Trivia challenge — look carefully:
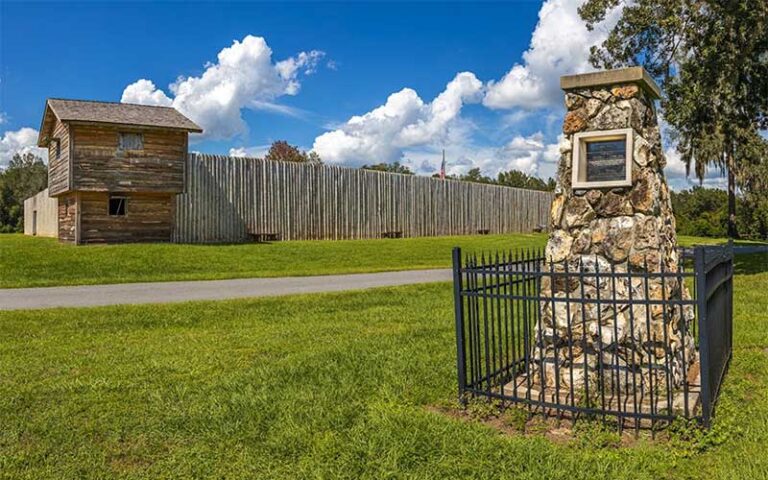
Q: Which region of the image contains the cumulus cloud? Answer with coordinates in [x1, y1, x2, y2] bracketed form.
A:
[663, 147, 728, 191]
[472, 132, 561, 178]
[0, 127, 47, 169]
[275, 50, 326, 85]
[312, 72, 483, 166]
[121, 79, 173, 107]
[229, 144, 271, 158]
[312, 0, 621, 178]
[387, 131, 561, 182]
[483, 0, 622, 110]
[497, 132, 560, 174]
[121, 35, 325, 139]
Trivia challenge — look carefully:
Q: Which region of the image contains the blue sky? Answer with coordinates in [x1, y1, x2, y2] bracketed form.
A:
[0, 0, 724, 189]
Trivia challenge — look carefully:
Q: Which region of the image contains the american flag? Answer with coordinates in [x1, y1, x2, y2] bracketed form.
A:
[440, 149, 446, 179]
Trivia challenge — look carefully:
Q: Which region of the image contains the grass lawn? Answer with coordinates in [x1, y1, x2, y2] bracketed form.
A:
[0, 233, 756, 288]
[0, 233, 545, 288]
[1, 254, 767, 479]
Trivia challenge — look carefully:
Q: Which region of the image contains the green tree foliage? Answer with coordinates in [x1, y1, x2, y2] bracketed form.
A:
[737, 138, 768, 239]
[671, 184, 768, 240]
[460, 167, 495, 184]
[497, 169, 557, 191]
[670, 187, 728, 238]
[580, 0, 768, 238]
[263, 140, 322, 164]
[360, 162, 413, 175]
[434, 166, 555, 191]
[0, 153, 48, 233]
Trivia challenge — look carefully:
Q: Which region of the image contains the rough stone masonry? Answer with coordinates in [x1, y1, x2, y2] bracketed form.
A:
[532, 68, 696, 402]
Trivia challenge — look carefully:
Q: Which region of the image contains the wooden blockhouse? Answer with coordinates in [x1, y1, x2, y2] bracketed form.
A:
[36, 99, 202, 243]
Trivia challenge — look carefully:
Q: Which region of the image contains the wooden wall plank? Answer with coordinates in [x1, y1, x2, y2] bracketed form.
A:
[79, 192, 173, 244]
[47, 119, 71, 196]
[173, 153, 553, 243]
[70, 124, 187, 194]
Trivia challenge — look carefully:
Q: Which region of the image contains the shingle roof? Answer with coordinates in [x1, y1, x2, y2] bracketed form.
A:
[46, 98, 203, 133]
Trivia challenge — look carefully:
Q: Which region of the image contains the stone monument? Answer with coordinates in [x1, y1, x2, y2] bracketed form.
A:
[530, 67, 696, 408]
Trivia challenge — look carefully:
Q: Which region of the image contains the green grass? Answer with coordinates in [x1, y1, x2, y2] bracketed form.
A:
[0, 233, 545, 288]
[1, 254, 768, 479]
[1, 233, 758, 289]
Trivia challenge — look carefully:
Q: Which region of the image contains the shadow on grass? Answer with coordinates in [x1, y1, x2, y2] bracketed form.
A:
[734, 252, 768, 275]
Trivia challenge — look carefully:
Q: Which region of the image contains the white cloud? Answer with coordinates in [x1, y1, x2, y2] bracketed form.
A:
[121, 35, 324, 140]
[249, 100, 308, 118]
[275, 50, 326, 84]
[0, 112, 7, 125]
[309, 0, 619, 178]
[228, 144, 271, 158]
[483, 0, 622, 110]
[500, 110, 533, 128]
[478, 132, 561, 178]
[0, 127, 47, 168]
[496, 132, 551, 174]
[387, 132, 561, 181]
[121, 79, 173, 107]
[663, 147, 728, 191]
[312, 72, 484, 166]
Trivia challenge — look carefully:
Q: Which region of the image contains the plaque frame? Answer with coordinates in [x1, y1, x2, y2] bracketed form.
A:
[571, 128, 633, 189]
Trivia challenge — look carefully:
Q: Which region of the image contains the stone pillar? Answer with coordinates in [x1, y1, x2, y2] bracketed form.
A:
[533, 67, 696, 402]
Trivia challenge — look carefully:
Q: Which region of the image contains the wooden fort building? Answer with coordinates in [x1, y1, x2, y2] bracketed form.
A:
[25, 98, 553, 245]
[36, 99, 202, 244]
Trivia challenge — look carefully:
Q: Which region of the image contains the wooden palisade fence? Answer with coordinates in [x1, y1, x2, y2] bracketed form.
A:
[172, 153, 553, 243]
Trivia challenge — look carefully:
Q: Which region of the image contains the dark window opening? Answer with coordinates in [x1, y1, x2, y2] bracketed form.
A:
[118, 132, 144, 150]
[109, 196, 127, 216]
[54, 139, 61, 159]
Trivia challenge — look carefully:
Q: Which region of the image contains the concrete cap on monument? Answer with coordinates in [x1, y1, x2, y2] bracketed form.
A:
[560, 66, 662, 99]
[558, 67, 664, 191]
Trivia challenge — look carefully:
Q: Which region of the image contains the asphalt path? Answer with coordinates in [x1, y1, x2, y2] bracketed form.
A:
[2, 245, 765, 311]
[0, 269, 453, 311]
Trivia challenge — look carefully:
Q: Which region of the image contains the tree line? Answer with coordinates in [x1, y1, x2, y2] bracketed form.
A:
[3, 140, 765, 239]
[0, 142, 555, 233]
[0, 153, 48, 233]
[238, 3, 768, 239]
[262, 140, 557, 191]
[671, 186, 768, 240]
[359, 163, 556, 192]
[580, 0, 768, 238]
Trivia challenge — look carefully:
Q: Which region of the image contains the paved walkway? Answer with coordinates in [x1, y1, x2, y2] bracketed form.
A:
[0, 269, 452, 311]
[3, 245, 765, 312]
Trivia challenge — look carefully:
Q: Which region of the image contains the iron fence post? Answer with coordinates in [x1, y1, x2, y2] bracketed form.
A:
[695, 246, 712, 428]
[452, 247, 467, 403]
[448, 244, 730, 429]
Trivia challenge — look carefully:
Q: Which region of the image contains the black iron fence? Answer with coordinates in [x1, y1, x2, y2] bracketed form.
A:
[452, 244, 733, 431]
